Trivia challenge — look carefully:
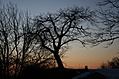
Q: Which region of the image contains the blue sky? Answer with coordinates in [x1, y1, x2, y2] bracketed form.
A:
[1, 0, 119, 69]
[2, 0, 98, 15]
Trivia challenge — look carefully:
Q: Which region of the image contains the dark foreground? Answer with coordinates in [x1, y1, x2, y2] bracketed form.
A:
[21, 68, 87, 79]
[0, 68, 88, 79]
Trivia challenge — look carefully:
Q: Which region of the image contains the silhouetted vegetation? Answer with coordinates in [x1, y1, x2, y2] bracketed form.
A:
[0, 0, 119, 79]
[0, 2, 95, 78]
[91, 0, 119, 47]
[32, 6, 96, 68]
[100, 57, 119, 69]
[0, 2, 56, 79]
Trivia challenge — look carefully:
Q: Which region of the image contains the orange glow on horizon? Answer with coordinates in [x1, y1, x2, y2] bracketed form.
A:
[63, 41, 118, 69]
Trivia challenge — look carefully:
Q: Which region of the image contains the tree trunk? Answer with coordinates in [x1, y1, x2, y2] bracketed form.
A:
[53, 52, 64, 69]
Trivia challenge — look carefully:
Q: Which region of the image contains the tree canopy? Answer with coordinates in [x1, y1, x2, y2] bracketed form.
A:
[92, 0, 119, 47]
[33, 6, 96, 68]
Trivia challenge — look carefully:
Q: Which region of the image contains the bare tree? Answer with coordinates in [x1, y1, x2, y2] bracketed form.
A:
[33, 6, 96, 68]
[108, 57, 119, 69]
[92, 0, 119, 46]
[100, 57, 119, 69]
[0, 2, 56, 78]
[0, 3, 17, 77]
[0, 2, 30, 78]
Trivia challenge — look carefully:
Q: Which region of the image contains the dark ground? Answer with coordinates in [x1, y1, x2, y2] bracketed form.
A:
[0, 68, 88, 79]
[82, 72, 106, 79]
[21, 68, 88, 79]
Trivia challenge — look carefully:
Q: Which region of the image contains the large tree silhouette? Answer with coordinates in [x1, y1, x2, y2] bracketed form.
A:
[33, 6, 95, 68]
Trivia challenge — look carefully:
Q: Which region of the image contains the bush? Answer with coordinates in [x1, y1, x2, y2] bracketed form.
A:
[100, 57, 119, 69]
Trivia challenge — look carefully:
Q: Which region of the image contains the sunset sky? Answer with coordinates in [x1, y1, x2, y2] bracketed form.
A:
[2, 0, 119, 69]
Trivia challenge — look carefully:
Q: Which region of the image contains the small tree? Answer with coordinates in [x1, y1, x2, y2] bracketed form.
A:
[100, 57, 119, 69]
[108, 57, 119, 69]
[33, 6, 96, 68]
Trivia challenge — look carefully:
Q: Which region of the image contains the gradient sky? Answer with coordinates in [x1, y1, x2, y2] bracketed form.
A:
[2, 0, 119, 69]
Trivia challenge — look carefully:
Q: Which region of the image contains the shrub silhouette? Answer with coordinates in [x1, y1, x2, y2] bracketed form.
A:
[100, 57, 119, 69]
